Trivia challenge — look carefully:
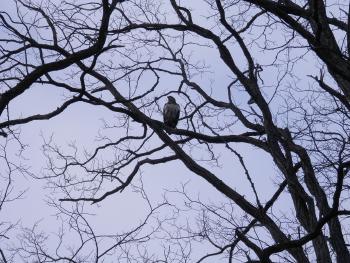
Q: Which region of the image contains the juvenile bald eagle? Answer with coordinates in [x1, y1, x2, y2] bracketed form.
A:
[163, 96, 180, 128]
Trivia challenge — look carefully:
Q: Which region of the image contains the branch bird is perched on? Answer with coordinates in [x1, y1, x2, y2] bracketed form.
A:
[163, 96, 180, 128]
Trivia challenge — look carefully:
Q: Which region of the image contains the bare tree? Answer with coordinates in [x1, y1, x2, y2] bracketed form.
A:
[1, 0, 350, 262]
[0, 132, 28, 263]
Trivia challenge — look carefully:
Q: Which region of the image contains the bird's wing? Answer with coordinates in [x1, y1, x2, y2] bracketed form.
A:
[170, 104, 180, 127]
[174, 104, 180, 120]
[163, 103, 170, 121]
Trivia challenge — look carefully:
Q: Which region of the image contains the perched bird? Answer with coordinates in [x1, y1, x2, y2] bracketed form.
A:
[163, 96, 180, 128]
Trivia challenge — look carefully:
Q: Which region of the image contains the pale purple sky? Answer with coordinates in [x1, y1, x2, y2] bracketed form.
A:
[0, 0, 323, 261]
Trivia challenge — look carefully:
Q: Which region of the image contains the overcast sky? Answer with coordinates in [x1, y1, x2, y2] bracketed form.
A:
[0, 0, 325, 262]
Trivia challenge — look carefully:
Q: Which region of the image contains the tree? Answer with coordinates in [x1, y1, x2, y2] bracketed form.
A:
[0, 0, 350, 262]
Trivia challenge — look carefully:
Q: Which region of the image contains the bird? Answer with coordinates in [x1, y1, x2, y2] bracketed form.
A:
[163, 96, 180, 128]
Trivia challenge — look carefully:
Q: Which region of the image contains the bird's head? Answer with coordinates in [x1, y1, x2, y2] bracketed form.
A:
[167, 96, 176, 104]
